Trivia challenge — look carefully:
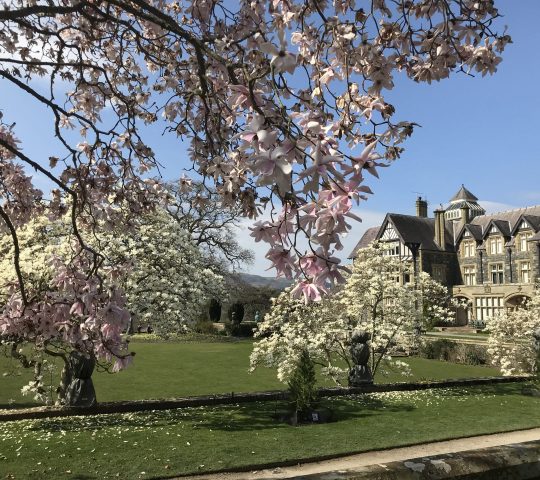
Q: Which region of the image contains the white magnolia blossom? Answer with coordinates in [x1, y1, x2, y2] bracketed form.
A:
[251, 243, 454, 384]
[103, 211, 226, 335]
[487, 292, 540, 376]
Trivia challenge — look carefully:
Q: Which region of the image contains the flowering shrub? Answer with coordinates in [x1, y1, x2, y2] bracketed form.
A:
[251, 243, 453, 384]
[418, 272, 458, 329]
[487, 292, 540, 376]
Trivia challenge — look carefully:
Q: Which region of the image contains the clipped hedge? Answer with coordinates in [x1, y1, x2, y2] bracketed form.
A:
[227, 302, 245, 323]
[208, 299, 222, 323]
[192, 320, 219, 335]
[419, 339, 489, 366]
[224, 320, 257, 337]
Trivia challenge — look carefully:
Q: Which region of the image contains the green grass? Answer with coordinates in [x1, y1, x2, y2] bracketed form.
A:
[0, 383, 538, 479]
[1, 340, 500, 408]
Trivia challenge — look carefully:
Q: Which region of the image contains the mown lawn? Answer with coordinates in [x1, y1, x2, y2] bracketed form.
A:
[1, 339, 500, 407]
[0, 383, 538, 480]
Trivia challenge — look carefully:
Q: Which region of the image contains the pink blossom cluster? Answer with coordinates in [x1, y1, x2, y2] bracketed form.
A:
[0, 253, 132, 372]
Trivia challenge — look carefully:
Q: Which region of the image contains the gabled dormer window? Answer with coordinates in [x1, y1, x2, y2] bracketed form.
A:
[461, 240, 476, 258]
[488, 236, 503, 255]
[517, 231, 533, 252]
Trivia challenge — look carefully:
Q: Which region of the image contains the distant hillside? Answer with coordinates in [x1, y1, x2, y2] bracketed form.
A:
[238, 273, 292, 290]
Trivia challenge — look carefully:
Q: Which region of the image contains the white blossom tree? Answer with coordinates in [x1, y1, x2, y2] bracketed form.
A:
[487, 292, 540, 376]
[102, 210, 226, 335]
[418, 271, 457, 330]
[0, 0, 510, 371]
[251, 243, 454, 384]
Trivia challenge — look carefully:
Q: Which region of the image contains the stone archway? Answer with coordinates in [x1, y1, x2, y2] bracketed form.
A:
[454, 296, 471, 326]
[505, 294, 531, 311]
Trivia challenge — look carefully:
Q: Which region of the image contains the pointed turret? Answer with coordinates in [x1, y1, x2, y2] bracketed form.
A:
[449, 185, 479, 203]
[445, 185, 485, 223]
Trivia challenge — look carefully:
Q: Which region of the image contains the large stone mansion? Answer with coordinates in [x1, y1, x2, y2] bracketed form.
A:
[349, 186, 540, 326]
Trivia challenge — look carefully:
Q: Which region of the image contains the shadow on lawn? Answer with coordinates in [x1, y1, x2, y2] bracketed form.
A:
[424, 382, 526, 397]
[25, 382, 526, 434]
[193, 396, 416, 432]
[26, 397, 415, 434]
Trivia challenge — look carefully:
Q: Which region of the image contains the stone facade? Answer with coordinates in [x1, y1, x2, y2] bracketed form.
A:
[419, 250, 460, 290]
[349, 186, 540, 326]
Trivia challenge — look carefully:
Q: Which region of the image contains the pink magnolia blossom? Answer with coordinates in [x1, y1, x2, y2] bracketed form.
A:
[237, 114, 278, 149]
[249, 220, 279, 244]
[258, 30, 297, 74]
[291, 281, 324, 303]
[265, 246, 296, 279]
[252, 142, 296, 194]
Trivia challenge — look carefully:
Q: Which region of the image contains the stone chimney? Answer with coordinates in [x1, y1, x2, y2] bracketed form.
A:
[460, 204, 470, 226]
[434, 209, 446, 249]
[416, 196, 428, 218]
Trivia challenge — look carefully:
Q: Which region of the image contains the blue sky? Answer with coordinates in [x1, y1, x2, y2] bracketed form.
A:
[2, 0, 539, 276]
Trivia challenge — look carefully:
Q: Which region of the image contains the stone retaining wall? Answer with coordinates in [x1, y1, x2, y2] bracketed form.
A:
[0, 375, 530, 422]
[287, 440, 540, 480]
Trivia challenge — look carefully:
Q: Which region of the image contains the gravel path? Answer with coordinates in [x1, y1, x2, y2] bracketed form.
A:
[172, 427, 540, 480]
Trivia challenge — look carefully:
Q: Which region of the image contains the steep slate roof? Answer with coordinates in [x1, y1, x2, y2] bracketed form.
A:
[510, 214, 540, 235]
[469, 205, 540, 236]
[348, 226, 380, 258]
[455, 223, 483, 243]
[524, 214, 540, 231]
[348, 199, 540, 258]
[488, 219, 512, 238]
[379, 214, 454, 252]
[450, 185, 479, 203]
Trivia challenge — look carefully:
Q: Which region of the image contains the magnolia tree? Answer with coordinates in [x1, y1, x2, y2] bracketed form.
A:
[418, 271, 457, 329]
[487, 292, 540, 376]
[0, 1, 510, 371]
[251, 243, 454, 384]
[102, 211, 226, 334]
[0, 214, 133, 402]
[0, 211, 224, 402]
